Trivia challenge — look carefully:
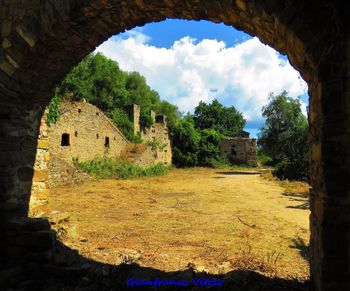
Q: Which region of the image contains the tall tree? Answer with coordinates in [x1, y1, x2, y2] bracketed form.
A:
[258, 91, 309, 180]
[52, 53, 181, 139]
[193, 99, 246, 136]
[171, 115, 201, 167]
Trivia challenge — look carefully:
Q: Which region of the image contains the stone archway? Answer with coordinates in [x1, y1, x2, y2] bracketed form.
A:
[1, 1, 349, 290]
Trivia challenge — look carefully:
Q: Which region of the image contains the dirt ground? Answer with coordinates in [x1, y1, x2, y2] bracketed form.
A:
[49, 168, 310, 281]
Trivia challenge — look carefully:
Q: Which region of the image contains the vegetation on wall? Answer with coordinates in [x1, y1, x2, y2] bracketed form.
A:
[76, 156, 168, 179]
[50, 53, 181, 139]
[170, 101, 244, 168]
[258, 91, 309, 181]
[51, 53, 309, 180]
[46, 89, 62, 126]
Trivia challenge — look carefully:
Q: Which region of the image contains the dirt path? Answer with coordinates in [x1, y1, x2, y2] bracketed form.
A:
[49, 168, 310, 281]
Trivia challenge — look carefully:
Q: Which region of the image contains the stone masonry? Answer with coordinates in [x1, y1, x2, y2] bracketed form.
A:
[1, 1, 350, 290]
[50, 101, 129, 164]
[220, 137, 258, 166]
[141, 112, 172, 166]
[29, 101, 172, 216]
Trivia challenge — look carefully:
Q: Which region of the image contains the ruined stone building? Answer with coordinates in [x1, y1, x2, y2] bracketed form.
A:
[29, 101, 172, 216]
[127, 104, 172, 167]
[219, 136, 258, 167]
[51, 102, 129, 164]
[50, 101, 171, 167]
[2, 2, 349, 290]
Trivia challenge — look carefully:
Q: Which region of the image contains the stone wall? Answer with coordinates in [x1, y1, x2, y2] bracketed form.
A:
[142, 115, 172, 166]
[220, 137, 258, 167]
[127, 104, 141, 135]
[28, 111, 50, 217]
[32, 102, 172, 192]
[48, 155, 89, 188]
[1, 1, 349, 290]
[49, 101, 129, 164]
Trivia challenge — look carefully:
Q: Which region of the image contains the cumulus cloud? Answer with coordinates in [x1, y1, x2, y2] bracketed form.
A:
[95, 31, 308, 127]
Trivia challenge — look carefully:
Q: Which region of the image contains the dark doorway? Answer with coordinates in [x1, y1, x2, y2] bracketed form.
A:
[61, 133, 70, 146]
[105, 137, 110, 148]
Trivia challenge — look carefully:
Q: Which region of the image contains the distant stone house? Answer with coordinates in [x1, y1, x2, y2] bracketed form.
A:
[219, 134, 258, 166]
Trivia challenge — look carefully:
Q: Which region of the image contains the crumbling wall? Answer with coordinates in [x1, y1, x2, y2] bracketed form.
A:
[141, 114, 172, 166]
[49, 102, 129, 164]
[29, 113, 50, 217]
[127, 104, 141, 135]
[48, 155, 89, 188]
[220, 137, 257, 166]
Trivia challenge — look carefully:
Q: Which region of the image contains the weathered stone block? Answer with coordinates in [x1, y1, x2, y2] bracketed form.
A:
[33, 189, 49, 200]
[25, 250, 53, 263]
[37, 139, 49, 149]
[32, 169, 48, 182]
[2, 198, 23, 211]
[46, 265, 88, 278]
[6, 246, 23, 261]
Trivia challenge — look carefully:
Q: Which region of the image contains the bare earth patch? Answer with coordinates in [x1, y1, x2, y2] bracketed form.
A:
[49, 167, 310, 281]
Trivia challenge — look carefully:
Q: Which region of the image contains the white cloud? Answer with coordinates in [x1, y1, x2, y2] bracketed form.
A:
[95, 31, 308, 126]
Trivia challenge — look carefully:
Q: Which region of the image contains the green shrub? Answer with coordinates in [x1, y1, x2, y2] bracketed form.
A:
[273, 158, 309, 182]
[257, 149, 273, 167]
[205, 155, 230, 168]
[47, 91, 62, 126]
[145, 140, 167, 151]
[76, 156, 167, 179]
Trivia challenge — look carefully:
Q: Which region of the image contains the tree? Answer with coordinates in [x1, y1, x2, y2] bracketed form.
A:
[125, 71, 161, 128]
[155, 100, 182, 128]
[197, 128, 225, 167]
[109, 108, 135, 140]
[52, 53, 181, 140]
[57, 53, 129, 110]
[193, 99, 246, 136]
[258, 91, 309, 181]
[171, 115, 201, 167]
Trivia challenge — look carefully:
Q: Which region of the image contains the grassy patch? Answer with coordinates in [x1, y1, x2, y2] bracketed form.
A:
[76, 156, 168, 179]
[261, 170, 309, 197]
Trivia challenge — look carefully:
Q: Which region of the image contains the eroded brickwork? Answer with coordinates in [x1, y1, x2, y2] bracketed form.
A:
[32, 102, 172, 191]
[220, 137, 257, 166]
[142, 115, 172, 166]
[50, 101, 129, 163]
[0, 1, 349, 290]
[28, 111, 50, 217]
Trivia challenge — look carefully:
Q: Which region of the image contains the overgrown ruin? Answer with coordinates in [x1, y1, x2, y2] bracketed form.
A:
[29, 101, 172, 217]
[1, 1, 349, 290]
[220, 135, 258, 167]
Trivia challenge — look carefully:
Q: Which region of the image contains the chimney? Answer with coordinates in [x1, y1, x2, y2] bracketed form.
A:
[127, 104, 140, 135]
[150, 110, 156, 123]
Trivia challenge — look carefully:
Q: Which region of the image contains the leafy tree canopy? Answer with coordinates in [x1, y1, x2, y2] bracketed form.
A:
[193, 99, 246, 136]
[51, 53, 246, 169]
[52, 53, 181, 138]
[258, 91, 309, 181]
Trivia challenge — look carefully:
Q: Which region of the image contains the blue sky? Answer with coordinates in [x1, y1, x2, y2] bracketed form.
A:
[120, 19, 252, 48]
[96, 19, 308, 138]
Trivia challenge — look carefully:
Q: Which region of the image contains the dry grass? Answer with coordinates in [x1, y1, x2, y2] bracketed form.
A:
[261, 171, 309, 197]
[49, 167, 310, 281]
